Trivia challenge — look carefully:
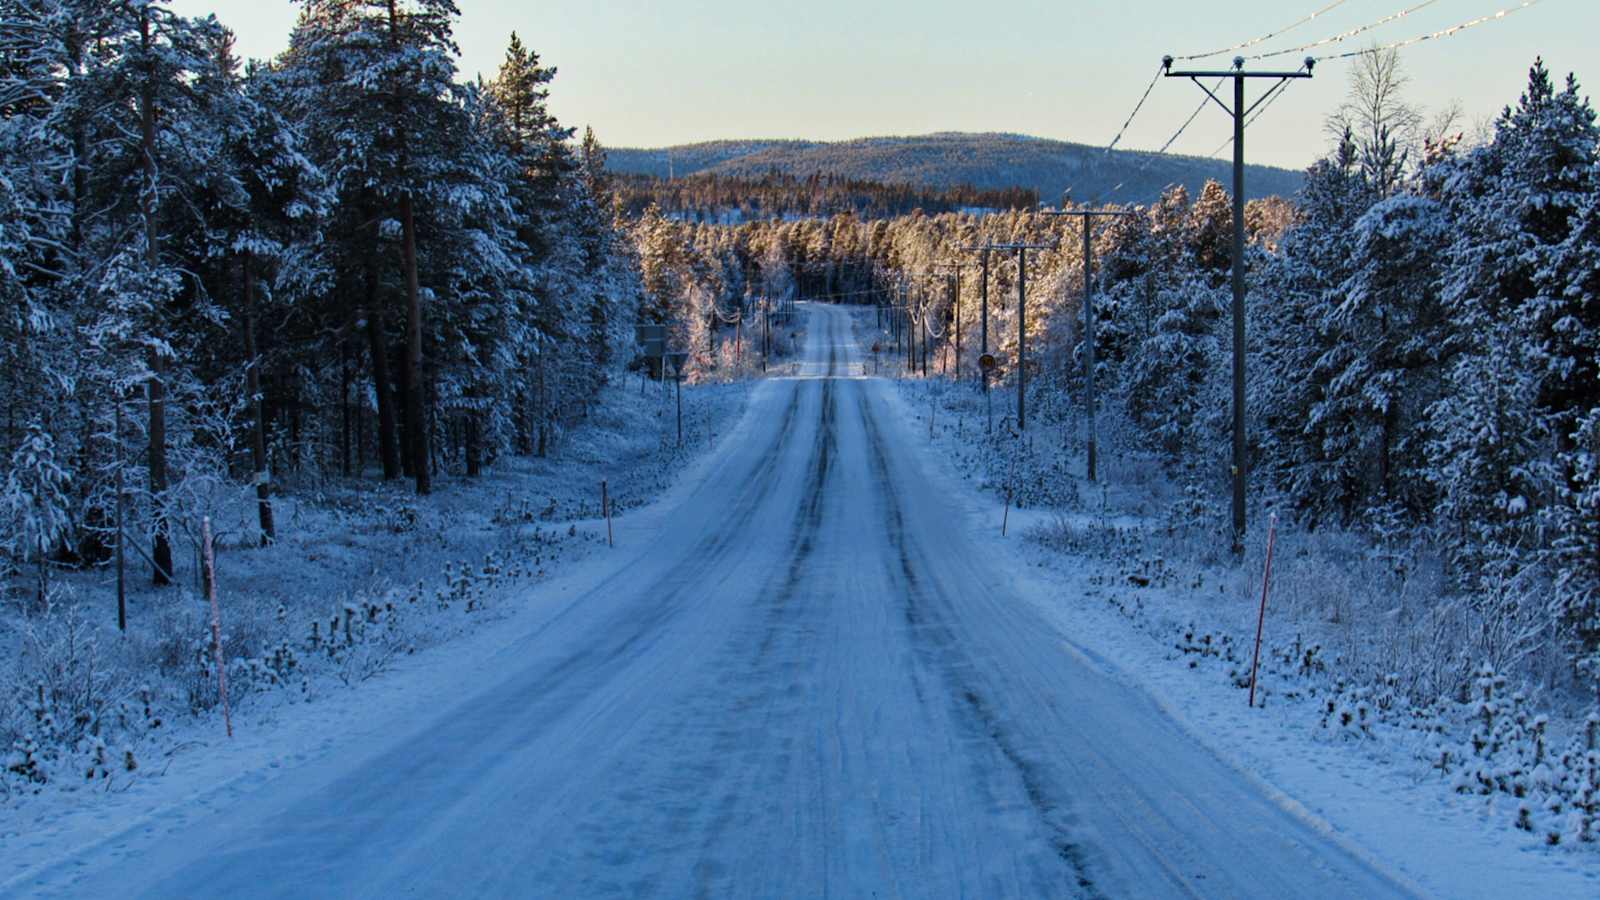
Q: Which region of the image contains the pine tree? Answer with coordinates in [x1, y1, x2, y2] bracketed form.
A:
[283, 0, 468, 495]
[198, 43, 330, 544]
[69, 0, 237, 584]
[1253, 133, 1375, 524]
[1428, 60, 1599, 582]
[1308, 193, 1450, 520]
[1, 423, 71, 606]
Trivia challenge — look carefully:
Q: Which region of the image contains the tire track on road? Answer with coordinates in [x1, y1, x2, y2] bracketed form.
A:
[856, 384, 1103, 898]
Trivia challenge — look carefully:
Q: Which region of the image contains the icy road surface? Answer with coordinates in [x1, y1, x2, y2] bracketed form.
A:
[20, 304, 1411, 898]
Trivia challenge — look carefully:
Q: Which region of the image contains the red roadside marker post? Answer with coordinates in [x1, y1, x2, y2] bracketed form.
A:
[1248, 513, 1279, 708]
[601, 479, 613, 547]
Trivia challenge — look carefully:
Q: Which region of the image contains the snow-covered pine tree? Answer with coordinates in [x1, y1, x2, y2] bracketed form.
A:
[1251, 134, 1373, 525]
[1426, 60, 1599, 594]
[1541, 160, 1600, 682]
[195, 41, 331, 543]
[1, 424, 71, 607]
[67, 0, 236, 585]
[282, 0, 468, 495]
[487, 31, 574, 458]
[1308, 193, 1451, 521]
[1186, 180, 1233, 285]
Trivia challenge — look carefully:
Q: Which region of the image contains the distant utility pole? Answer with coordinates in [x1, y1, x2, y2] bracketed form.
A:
[903, 272, 944, 379]
[903, 281, 916, 377]
[960, 247, 995, 381]
[959, 246, 997, 430]
[1040, 207, 1132, 482]
[920, 290, 929, 377]
[934, 262, 968, 380]
[1163, 54, 1313, 550]
[973, 242, 1055, 431]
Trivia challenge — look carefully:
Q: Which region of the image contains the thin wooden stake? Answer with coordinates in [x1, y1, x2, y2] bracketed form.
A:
[203, 517, 233, 738]
[602, 479, 613, 547]
[1248, 513, 1279, 709]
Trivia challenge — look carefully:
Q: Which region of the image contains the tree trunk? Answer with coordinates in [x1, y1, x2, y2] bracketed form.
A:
[401, 194, 429, 495]
[465, 412, 481, 477]
[141, 10, 172, 586]
[514, 376, 531, 456]
[536, 350, 548, 458]
[288, 372, 302, 471]
[364, 260, 401, 480]
[242, 254, 275, 545]
[356, 385, 368, 476]
[396, 358, 414, 479]
[340, 337, 351, 477]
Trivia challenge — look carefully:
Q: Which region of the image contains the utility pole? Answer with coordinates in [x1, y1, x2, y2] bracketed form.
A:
[897, 287, 905, 361]
[953, 243, 992, 425]
[904, 271, 945, 380]
[959, 246, 994, 394]
[903, 282, 915, 377]
[972, 243, 1054, 431]
[1040, 208, 1133, 482]
[1164, 54, 1313, 550]
[1017, 248, 1026, 429]
[920, 291, 928, 377]
[935, 262, 968, 380]
[958, 246, 997, 430]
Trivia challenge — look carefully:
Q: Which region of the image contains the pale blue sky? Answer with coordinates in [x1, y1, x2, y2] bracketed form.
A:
[175, 0, 1594, 169]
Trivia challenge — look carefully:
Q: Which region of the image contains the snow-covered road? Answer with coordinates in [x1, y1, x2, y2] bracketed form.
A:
[20, 304, 1411, 898]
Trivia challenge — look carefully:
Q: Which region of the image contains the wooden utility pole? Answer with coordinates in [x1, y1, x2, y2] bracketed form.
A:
[1040, 208, 1133, 482]
[959, 246, 995, 391]
[970, 243, 1055, 431]
[1164, 54, 1313, 549]
[934, 262, 968, 380]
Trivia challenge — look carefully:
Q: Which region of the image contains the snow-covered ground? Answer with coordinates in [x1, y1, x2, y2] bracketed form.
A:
[863, 308, 1600, 896]
[0, 363, 765, 886]
[4, 303, 1594, 897]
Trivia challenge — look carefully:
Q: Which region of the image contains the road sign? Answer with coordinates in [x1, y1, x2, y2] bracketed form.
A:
[665, 351, 688, 376]
[634, 323, 666, 347]
[642, 338, 665, 358]
[979, 354, 997, 372]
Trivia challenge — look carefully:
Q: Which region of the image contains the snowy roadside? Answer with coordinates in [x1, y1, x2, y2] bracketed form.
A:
[846, 306, 1600, 898]
[0, 372, 761, 889]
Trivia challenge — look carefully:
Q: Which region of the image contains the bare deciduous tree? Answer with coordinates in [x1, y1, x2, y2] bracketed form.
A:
[1324, 48, 1424, 195]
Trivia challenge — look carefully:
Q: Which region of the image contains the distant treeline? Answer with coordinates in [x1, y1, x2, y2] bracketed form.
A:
[613, 170, 1040, 222]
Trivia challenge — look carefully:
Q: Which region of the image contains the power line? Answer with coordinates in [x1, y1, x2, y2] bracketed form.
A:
[1316, 0, 1546, 61]
[1105, 64, 1165, 153]
[1200, 0, 1550, 154]
[1158, 79, 1226, 154]
[1207, 72, 1299, 157]
[1100, 3, 1340, 198]
[1177, 0, 1353, 60]
[1249, 0, 1443, 60]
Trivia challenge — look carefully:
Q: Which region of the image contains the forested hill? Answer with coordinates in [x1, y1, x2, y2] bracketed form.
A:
[606, 133, 1304, 205]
